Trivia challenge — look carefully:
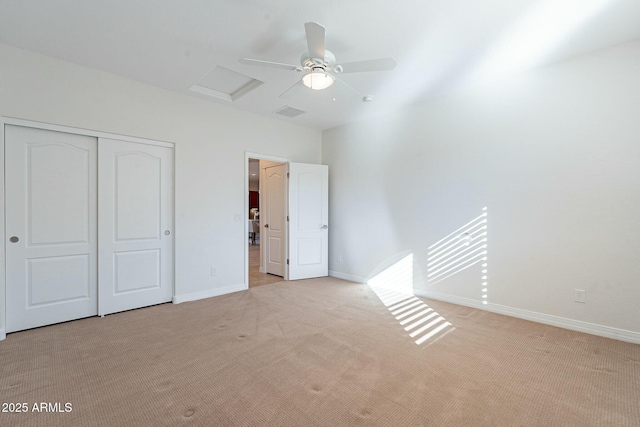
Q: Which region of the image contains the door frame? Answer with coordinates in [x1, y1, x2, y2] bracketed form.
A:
[1, 116, 175, 341]
[244, 152, 289, 289]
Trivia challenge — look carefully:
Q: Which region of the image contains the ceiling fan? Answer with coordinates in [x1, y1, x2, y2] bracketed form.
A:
[239, 22, 397, 99]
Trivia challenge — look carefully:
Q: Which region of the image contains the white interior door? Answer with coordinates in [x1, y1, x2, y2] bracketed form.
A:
[264, 163, 286, 276]
[288, 162, 329, 280]
[98, 138, 174, 316]
[5, 125, 98, 333]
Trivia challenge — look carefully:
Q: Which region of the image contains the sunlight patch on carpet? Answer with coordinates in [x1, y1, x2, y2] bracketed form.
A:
[368, 254, 455, 345]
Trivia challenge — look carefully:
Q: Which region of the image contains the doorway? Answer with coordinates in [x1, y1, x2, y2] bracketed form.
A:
[247, 156, 286, 288]
[244, 153, 330, 289]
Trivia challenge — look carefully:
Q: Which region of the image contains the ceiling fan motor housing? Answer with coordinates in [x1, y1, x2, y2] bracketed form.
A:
[301, 50, 341, 73]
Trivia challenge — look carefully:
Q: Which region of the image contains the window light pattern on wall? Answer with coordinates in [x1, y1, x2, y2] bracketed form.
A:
[427, 207, 489, 304]
[368, 254, 455, 345]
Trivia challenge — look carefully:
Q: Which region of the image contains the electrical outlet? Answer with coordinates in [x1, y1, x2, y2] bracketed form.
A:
[234, 213, 241, 221]
[211, 267, 217, 276]
[574, 289, 586, 303]
[337, 254, 343, 263]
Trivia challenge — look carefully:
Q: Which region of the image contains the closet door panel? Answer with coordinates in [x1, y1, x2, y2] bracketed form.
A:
[114, 152, 162, 241]
[5, 125, 98, 333]
[98, 138, 174, 315]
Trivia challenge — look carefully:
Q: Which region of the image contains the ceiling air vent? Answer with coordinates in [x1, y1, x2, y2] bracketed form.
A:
[273, 106, 306, 118]
[190, 66, 262, 102]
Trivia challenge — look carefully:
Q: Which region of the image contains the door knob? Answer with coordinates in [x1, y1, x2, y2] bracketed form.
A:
[321, 225, 328, 229]
[164, 230, 171, 236]
[9, 236, 19, 243]
[264, 224, 269, 228]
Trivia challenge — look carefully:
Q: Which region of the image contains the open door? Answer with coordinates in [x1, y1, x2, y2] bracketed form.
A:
[288, 162, 329, 280]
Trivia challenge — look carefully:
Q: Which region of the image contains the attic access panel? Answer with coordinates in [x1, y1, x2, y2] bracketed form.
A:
[190, 65, 262, 102]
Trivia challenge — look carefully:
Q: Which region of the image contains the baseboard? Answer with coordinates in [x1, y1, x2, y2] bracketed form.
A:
[0, 329, 5, 341]
[329, 270, 367, 283]
[173, 283, 246, 304]
[415, 289, 640, 345]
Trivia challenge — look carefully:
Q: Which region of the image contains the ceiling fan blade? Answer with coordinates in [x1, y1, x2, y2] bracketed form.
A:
[304, 22, 326, 60]
[339, 57, 397, 73]
[239, 58, 300, 71]
[335, 77, 363, 97]
[279, 80, 306, 99]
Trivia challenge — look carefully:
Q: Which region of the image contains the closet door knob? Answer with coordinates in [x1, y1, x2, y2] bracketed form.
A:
[9, 236, 19, 243]
[264, 224, 269, 228]
[164, 230, 171, 236]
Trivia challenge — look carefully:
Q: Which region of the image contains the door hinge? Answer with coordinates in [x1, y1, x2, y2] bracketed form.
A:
[287, 259, 290, 265]
[287, 215, 289, 221]
[287, 172, 290, 178]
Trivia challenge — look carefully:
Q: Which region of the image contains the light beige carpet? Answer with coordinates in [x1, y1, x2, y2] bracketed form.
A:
[1, 277, 638, 427]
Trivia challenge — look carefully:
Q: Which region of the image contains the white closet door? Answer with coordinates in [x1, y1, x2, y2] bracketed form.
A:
[5, 125, 98, 333]
[98, 138, 173, 316]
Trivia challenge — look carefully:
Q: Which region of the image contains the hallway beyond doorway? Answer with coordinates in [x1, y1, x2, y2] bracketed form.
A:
[248, 244, 284, 288]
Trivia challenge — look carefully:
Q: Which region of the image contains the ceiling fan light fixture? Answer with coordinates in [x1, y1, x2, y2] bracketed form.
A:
[302, 70, 334, 90]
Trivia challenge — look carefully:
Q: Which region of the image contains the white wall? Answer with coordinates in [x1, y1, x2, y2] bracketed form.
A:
[323, 41, 640, 340]
[0, 43, 321, 312]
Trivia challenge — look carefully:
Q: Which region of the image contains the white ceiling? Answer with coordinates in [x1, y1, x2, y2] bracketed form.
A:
[1, 0, 639, 130]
